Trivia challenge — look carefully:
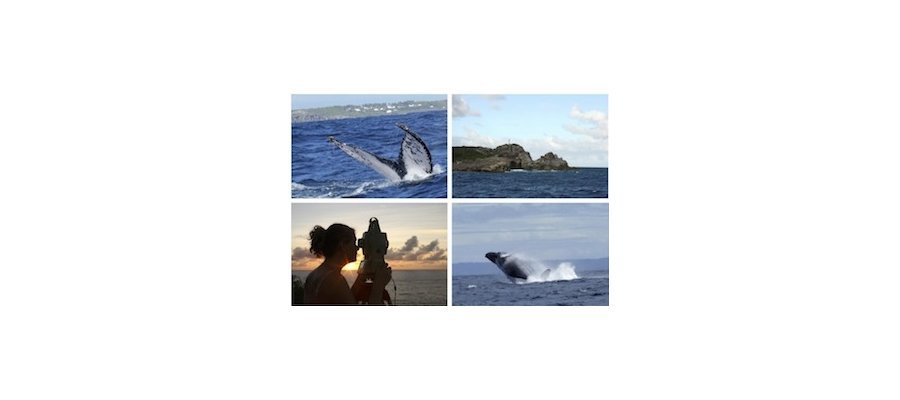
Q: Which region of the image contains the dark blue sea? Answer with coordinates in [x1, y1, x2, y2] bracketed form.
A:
[293, 269, 447, 306]
[292, 111, 447, 198]
[452, 269, 609, 306]
[452, 168, 608, 198]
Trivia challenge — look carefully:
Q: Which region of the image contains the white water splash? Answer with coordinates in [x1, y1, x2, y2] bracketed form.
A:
[505, 253, 579, 284]
[403, 169, 431, 181]
[543, 262, 579, 281]
[403, 164, 443, 182]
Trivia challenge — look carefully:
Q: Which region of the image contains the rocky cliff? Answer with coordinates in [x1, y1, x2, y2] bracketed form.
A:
[453, 144, 571, 172]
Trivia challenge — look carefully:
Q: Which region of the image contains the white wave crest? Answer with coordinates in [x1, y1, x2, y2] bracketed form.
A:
[345, 180, 394, 197]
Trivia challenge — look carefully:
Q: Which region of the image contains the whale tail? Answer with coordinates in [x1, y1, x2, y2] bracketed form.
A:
[328, 124, 433, 182]
[396, 124, 433, 177]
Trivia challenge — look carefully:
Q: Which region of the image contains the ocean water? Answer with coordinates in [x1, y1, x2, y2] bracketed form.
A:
[292, 111, 447, 198]
[452, 269, 609, 306]
[293, 269, 447, 306]
[452, 168, 607, 198]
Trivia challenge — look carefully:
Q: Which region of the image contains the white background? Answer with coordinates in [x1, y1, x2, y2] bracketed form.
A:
[2, 1, 899, 399]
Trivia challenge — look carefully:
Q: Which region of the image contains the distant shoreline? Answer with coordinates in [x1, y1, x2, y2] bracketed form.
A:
[456, 166, 608, 171]
[292, 100, 447, 123]
[291, 109, 443, 125]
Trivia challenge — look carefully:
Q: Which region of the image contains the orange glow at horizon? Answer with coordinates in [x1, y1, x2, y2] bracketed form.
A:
[294, 258, 446, 271]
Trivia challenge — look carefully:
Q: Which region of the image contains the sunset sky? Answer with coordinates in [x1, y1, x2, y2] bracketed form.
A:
[292, 203, 447, 270]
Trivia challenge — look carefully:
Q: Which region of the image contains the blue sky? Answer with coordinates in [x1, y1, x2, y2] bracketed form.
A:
[452, 203, 608, 263]
[453, 95, 608, 167]
[292, 94, 446, 110]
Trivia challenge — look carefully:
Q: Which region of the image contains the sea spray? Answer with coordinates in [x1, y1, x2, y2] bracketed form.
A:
[504, 253, 579, 284]
[546, 262, 579, 281]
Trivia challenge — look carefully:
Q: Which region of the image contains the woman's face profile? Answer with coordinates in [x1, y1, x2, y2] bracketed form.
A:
[342, 235, 359, 263]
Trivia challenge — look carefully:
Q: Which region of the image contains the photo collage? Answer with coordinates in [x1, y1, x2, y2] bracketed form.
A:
[291, 94, 608, 306]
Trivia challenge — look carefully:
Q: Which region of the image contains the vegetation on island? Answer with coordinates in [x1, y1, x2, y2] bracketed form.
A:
[453, 144, 572, 172]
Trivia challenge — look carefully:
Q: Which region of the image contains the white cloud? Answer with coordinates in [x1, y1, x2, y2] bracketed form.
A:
[385, 236, 446, 262]
[481, 95, 506, 109]
[519, 134, 607, 167]
[452, 95, 480, 118]
[453, 128, 607, 167]
[453, 105, 609, 166]
[292, 246, 314, 261]
[453, 127, 499, 148]
[570, 105, 607, 123]
[564, 105, 608, 139]
[543, 136, 563, 150]
[291, 246, 317, 269]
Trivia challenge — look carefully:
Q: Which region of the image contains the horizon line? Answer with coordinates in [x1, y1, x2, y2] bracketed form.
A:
[292, 99, 446, 112]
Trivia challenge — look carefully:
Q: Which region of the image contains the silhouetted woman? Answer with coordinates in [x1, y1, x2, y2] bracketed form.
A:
[303, 223, 392, 305]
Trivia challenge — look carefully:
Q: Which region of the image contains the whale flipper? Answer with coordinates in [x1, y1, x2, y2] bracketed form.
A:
[327, 124, 434, 182]
[540, 269, 551, 281]
[328, 136, 403, 181]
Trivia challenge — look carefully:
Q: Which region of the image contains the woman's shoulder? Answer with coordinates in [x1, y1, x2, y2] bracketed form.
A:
[307, 267, 352, 304]
[304, 266, 346, 291]
[303, 266, 326, 288]
[319, 268, 347, 287]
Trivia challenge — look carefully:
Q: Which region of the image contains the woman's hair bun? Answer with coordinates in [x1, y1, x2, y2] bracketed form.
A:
[309, 225, 327, 257]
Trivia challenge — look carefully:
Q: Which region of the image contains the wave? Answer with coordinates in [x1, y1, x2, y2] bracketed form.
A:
[346, 180, 395, 197]
[293, 175, 443, 198]
[292, 110, 447, 198]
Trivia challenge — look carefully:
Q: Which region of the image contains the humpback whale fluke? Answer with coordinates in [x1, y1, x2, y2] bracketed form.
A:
[328, 123, 434, 182]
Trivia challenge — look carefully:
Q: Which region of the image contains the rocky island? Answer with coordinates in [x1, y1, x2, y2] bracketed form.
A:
[453, 144, 572, 172]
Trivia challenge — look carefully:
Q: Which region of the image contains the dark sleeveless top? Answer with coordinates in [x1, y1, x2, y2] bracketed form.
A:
[302, 266, 347, 304]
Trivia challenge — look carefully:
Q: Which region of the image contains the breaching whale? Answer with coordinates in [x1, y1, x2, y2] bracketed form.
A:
[485, 252, 551, 282]
[327, 123, 433, 182]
